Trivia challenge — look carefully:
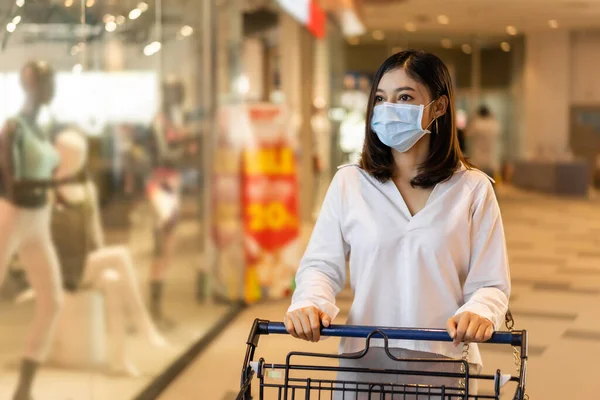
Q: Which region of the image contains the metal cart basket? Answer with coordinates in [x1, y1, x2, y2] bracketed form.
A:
[237, 319, 528, 400]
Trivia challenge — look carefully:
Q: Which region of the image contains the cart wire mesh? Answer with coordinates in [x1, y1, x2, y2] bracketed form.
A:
[236, 319, 528, 400]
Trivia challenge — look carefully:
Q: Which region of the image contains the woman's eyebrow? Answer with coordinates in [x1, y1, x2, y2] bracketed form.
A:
[376, 87, 416, 93]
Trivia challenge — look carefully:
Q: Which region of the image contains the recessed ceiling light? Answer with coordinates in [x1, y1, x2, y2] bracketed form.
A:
[462, 44, 472, 54]
[441, 38, 452, 49]
[437, 15, 450, 25]
[16, 0, 25, 7]
[405, 22, 417, 32]
[64, 0, 73, 7]
[549, 20, 559, 29]
[103, 14, 115, 24]
[129, 8, 142, 20]
[372, 30, 385, 41]
[348, 36, 360, 45]
[116, 15, 126, 25]
[506, 26, 518, 36]
[137, 2, 149, 12]
[105, 21, 117, 32]
[180, 25, 194, 37]
[500, 42, 511, 52]
[86, 0, 95, 6]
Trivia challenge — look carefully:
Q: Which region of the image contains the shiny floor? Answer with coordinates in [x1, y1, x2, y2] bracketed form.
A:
[161, 186, 600, 400]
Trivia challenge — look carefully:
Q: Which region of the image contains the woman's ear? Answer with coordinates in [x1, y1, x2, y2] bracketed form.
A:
[434, 95, 449, 118]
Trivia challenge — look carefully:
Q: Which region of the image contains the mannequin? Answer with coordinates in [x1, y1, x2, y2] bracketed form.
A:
[0, 61, 64, 400]
[146, 77, 188, 329]
[49, 130, 167, 376]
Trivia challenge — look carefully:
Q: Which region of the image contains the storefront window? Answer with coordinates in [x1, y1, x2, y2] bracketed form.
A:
[0, 1, 237, 398]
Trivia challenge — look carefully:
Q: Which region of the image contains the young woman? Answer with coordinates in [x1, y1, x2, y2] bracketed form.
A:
[285, 50, 511, 397]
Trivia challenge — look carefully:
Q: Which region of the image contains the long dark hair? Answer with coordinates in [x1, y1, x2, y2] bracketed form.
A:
[359, 49, 471, 188]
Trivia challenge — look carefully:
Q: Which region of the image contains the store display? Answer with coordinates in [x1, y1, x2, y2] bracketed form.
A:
[48, 130, 165, 376]
[241, 103, 299, 303]
[0, 61, 63, 400]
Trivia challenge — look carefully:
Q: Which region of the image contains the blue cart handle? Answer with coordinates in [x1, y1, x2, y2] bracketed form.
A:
[259, 321, 524, 347]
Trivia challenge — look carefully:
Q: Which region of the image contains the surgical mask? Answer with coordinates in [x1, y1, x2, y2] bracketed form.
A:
[371, 100, 436, 152]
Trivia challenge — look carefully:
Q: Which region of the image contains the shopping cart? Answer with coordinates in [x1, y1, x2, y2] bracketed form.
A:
[237, 319, 528, 400]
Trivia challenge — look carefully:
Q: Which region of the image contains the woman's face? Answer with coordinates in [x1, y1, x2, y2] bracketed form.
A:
[374, 68, 437, 129]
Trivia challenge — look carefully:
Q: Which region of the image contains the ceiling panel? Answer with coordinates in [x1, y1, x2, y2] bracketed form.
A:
[358, 0, 600, 37]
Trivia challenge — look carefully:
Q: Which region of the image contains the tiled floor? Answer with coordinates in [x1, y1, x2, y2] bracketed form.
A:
[161, 186, 600, 400]
[0, 198, 230, 400]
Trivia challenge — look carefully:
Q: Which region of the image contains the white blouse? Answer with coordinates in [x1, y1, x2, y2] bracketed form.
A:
[288, 164, 511, 367]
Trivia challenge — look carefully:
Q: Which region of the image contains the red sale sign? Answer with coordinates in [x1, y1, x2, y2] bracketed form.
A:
[241, 104, 299, 303]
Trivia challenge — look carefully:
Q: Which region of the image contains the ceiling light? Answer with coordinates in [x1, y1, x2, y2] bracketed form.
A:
[405, 22, 417, 32]
[437, 15, 450, 25]
[462, 44, 472, 54]
[105, 21, 117, 32]
[144, 41, 162, 56]
[129, 8, 142, 20]
[6, 23, 16, 33]
[86, 0, 95, 6]
[116, 15, 126, 25]
[103, 14, 115, 23]
[441, 38, 452, 49]
[137, 2, 149, 12]
[549, 19, 559, 29]
[72, 64, 83, 74]
[180, 25, 194, 37]
[348, 36, 360, 45]
[506, 26, 518, 36]
[64, 0, 73, 7]
[500, 42, 511, 52]
[16, 0, 25, 7]
[12, 16, 21, 24]
[372, 30, 385, 41]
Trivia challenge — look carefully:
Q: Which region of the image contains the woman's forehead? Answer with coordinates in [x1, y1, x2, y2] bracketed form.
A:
[378, 68, 426, 94]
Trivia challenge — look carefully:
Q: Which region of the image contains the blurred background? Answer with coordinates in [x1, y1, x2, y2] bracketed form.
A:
[0, 0, 599, 399]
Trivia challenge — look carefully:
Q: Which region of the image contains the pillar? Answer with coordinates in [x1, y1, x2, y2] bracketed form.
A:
[279, 14, 315, 224]
[523, 31, 570, 158]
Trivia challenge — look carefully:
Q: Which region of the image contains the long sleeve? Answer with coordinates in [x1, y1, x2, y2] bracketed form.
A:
[288, 172, 349, 320]
[455, 181, 511, 330]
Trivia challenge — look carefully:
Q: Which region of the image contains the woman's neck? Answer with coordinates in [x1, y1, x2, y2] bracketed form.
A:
[392, 136, 430, 183]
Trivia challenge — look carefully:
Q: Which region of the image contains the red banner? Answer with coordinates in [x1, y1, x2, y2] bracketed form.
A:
[242, 104, 299, 303]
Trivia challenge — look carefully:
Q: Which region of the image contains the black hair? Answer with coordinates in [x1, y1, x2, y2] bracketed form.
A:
[359, 49, 471, 188]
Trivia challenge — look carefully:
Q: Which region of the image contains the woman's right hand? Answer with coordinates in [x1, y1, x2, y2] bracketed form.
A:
[284, 306, 331, 342]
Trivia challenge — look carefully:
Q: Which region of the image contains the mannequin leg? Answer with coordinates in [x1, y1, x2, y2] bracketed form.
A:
[149, 222, 177, 330]
[98, 272, 140, 377]
[0, 200, 21, 286]
[13, 209, 63, 400]
[83, 247, 166, 346]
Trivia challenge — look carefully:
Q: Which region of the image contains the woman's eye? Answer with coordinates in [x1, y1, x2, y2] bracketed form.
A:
[399, 94, 413, 102]
[375, 95, 384, 103]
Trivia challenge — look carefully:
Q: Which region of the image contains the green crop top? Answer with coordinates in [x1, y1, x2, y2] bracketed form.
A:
[0, 115, 60, 207]
[12, 115, 60, 181]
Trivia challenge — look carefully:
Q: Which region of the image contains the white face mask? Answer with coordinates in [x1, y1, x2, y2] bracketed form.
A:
[371, 100, 436, 152]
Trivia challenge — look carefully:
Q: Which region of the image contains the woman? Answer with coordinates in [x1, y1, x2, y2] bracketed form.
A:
[466, 105, 501, 181]
[285, 50, 510, 398]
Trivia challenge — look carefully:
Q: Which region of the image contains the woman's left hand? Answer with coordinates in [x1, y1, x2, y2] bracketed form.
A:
[446, 312, 494, 346]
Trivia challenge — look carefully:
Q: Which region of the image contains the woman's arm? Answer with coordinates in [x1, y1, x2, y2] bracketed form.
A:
[286, 172, 349, 339]
[456, 180, 511, 330]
